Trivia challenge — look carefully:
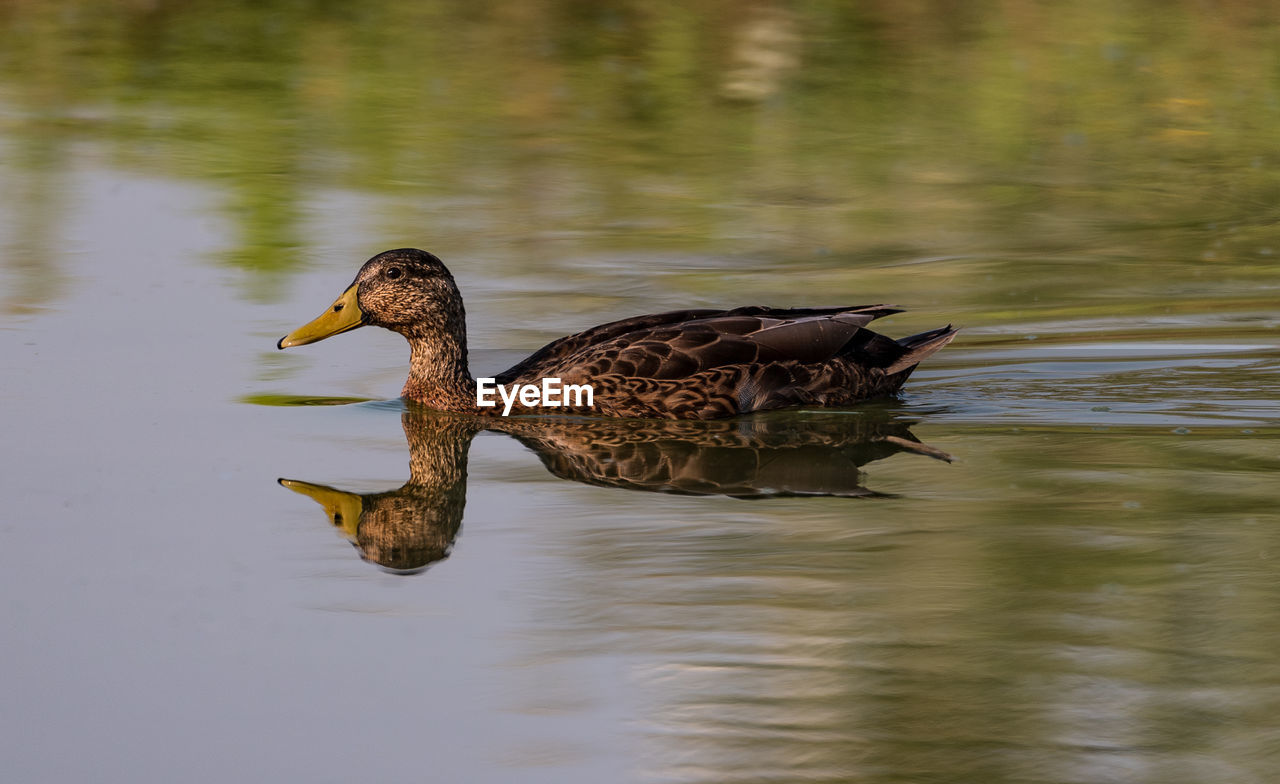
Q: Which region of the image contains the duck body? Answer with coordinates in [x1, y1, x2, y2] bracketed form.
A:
[278, 249, 957, 420]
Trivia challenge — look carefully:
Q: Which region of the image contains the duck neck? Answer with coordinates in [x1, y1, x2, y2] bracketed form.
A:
[402, 327, 478, 412]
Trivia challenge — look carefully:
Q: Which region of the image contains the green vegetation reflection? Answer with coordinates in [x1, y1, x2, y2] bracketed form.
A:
[3, 0, 1280, 324]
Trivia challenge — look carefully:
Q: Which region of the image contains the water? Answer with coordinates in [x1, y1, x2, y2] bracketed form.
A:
[2, 3, 1279, 783]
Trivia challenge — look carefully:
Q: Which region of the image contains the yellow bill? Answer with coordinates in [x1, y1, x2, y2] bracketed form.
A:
[277, 283, 363, 349]
[278, 478, 364, 540]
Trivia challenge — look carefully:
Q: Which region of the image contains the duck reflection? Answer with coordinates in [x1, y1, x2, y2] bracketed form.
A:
[497, 412, 950, 498]
[279, 411, 478, 574]
[280, 409, 950, 573]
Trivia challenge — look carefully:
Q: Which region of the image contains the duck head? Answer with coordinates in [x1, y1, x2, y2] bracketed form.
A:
[277, 248, 463, 348]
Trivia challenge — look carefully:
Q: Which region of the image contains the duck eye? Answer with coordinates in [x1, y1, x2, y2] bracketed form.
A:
[386, 267, 403, 280]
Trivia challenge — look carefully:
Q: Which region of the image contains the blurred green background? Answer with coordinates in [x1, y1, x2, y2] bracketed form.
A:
[4, 0, 1279, 321]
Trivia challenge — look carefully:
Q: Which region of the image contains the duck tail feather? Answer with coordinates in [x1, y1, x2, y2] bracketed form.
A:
[884, 325, 958, 375]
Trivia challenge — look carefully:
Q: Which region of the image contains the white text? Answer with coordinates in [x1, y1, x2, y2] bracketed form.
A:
[476, 377, 594, 416]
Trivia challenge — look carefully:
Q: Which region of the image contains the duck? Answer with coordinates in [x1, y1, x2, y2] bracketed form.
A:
[277, 248, 957, 419]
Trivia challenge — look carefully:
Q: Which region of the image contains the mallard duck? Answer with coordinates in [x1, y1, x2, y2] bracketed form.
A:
[278, 248, 957, 419]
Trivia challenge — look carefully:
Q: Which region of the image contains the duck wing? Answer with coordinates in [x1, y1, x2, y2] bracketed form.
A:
[496, 304, 903, 383]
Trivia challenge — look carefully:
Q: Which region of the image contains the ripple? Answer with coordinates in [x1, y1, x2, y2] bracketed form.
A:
[908, 340, 1280, 428]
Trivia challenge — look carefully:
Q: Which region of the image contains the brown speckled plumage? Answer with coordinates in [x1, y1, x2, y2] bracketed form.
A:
[280, 248, 958, 419]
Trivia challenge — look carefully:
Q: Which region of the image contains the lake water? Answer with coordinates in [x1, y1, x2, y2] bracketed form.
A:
[2, 4, 1279, 783]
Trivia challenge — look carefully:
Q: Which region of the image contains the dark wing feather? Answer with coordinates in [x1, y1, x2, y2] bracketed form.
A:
[749, 314, 881, 362]
[498, 305, 903, 383]
[884, 325, 959, 374]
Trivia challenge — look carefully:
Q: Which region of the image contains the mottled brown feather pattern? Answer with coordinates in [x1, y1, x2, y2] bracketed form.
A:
[494, 312, 956, 419]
